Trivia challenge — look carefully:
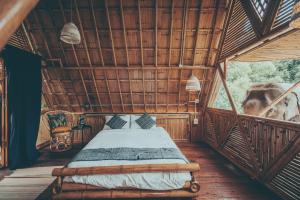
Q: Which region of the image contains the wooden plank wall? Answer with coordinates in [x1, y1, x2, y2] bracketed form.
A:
[202, 108, 300, 200]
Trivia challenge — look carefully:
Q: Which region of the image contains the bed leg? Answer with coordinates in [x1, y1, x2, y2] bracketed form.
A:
[52, 176, 63, 195]
[190, 172, 200, 193]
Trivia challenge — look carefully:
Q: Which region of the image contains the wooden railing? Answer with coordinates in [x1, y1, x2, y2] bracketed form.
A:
[203, 108, 300, 200]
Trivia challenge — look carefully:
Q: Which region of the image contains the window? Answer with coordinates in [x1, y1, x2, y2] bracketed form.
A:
[250, 0, 271, 19]
[210, 60, 300, 121]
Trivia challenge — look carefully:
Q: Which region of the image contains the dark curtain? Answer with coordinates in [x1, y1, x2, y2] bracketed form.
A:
[2, 45, 42, 169]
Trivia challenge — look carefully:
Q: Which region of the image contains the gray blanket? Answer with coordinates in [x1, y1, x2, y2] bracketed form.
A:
[72, 147, 188, 163]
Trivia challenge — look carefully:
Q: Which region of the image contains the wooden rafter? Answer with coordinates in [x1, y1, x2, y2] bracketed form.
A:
[58, 0, 92, 111]
[89, 0, 113, 112]
[192, 0, 203, 66]
[261, 0, 282, 34]
[24, 14, 72, 110]
[166, 0, 174, 112]
[201, 0, 220, 108]
[22, 19, 55, 109]
[45, 65, 213, 70]
[177, 0, 189, 112]
[155, 0, 158, 67]
[138, 0, 146, 111]
[90, 0, 104, 66]
[74, 0, 103, 112]
[204, 0, 235, 110]
[120, 0, 134, 112]
[240, 0, 263, 38]
[0, 0, 39, 50]
[155, 0, 158, 111]
[105, 0, 124, 112]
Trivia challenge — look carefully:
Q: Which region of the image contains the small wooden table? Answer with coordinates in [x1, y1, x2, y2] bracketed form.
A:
[72, 124, 92, 146]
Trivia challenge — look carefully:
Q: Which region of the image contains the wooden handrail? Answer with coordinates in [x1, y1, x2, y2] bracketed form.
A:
[52, 163, 200, 176]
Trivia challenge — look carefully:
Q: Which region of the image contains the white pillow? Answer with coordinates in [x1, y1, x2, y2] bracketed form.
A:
[130, 114, 156, 129]
[103, 115, 130, 130]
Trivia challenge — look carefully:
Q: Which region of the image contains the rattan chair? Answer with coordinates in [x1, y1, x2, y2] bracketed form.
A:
[42, 110, 76, 152]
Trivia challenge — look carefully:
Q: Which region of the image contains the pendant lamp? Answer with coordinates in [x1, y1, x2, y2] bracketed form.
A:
[60, 0, 81, 44]
[186, 74, 201, 91]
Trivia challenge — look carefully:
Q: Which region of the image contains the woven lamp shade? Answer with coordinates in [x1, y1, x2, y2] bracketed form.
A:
[60, 22, 81, 44]
[290, 0, 300, 28]
[186, 74, 201, 91]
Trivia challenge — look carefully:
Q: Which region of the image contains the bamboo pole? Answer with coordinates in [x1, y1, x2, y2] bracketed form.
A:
[52, 163, 200, 176]
[53, 189, 198, 200]
[0, 0, 39, 50]
[61, 181, 193, 192]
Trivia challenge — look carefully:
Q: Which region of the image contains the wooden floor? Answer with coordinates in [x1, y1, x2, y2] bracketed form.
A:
[0, 143, 281, 200]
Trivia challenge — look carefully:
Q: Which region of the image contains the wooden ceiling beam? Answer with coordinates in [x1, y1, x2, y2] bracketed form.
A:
[90, 0, 104, 66]
[74, 0, 103, 112]
[28, 27, 223, 33]
[240, 0, 263, 38]
[120, 0, 134, 112]
[155, 0, 158, 67]
[90, 0, 113, 112]
[167, 0, 174, 112]
[0, 0, 39, 50]
[44, 47, 216, 51]
[51, 103, 189, 108]
[138, 0, 146, 111]
[120, 0, 129, 67]
[45, 3, 82, 110]
[200, 0, 220, 107]
[46, 79, 210, 83]
[31, 12, 73, 111]
[58, 0, 93, 112]
[36, 6, 223, 11]
[155, 0, 158, 112]
[104, 0, 117, 66]
[46, 91, 191, 95]
[193, 0, 203, 66]
[178, 0, 189, 112]
[105, 0, 124, 112]
[168, 0, 175, 63]
[45, 65, 213, 70]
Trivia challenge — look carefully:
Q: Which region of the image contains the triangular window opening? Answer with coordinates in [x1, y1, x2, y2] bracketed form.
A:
[250, 0, 271, 20]
[212, 84, 233, 111]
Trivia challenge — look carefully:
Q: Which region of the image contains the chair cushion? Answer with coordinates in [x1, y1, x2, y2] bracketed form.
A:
[135, 113, 156, 129]
[52, 126, 71, 134]
[48, 113, 68, 129]
[106, 115, 127, 129]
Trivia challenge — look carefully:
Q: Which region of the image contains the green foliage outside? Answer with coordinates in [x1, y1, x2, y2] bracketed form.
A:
[213, 60, 300, 112]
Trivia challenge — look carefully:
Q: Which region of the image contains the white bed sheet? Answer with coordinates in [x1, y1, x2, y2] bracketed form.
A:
[66, 127, 191, 190]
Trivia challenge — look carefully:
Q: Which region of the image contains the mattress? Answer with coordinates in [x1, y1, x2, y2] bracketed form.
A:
[65, 127, 191, 190]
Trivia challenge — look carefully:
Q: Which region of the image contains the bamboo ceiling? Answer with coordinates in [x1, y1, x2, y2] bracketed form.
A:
[20, 0, 228, 113]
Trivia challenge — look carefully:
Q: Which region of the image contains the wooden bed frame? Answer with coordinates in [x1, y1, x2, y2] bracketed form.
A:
[52, 163, 200, 199]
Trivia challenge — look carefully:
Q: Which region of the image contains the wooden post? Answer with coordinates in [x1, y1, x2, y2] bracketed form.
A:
[0, 0, 39, 50]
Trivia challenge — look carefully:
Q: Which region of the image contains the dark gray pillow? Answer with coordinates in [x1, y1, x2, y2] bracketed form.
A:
[135, 113, 156, 129]
[106, 115, 127, 129]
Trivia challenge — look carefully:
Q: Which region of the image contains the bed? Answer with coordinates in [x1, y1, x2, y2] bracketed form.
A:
[52, 123, 200, 199]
